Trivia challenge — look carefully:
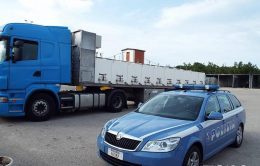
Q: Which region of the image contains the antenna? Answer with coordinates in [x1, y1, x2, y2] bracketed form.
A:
[24, 20, 34, 24]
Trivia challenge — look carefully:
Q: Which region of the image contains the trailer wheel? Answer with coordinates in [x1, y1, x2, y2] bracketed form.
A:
[108, 92, 125, 112]
[26, 93, 55, 121]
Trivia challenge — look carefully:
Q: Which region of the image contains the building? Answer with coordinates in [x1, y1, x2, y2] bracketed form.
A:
[122, 48, 145, 64]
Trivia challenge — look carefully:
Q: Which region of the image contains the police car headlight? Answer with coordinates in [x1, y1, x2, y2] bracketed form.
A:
[100, 119, 117, 138]
[142, 137, 180, 152]
[100, 127, 107, 138]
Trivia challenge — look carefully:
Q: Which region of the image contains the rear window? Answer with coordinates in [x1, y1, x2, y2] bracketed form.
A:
[229, 95, 241, 108]
[217, 95, 232, 113]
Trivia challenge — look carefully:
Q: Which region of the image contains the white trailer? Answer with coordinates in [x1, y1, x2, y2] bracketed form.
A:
[94, 58, 205, 86]
[60, 30, 205, 113]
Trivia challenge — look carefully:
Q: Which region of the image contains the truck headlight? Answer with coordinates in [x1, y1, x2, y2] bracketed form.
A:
[100, 119, 117, 138]
[142, 137, 180, 152]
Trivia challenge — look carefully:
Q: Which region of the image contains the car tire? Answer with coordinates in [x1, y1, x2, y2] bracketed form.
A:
[26, 93, 55, 121]
[232, 124, 243, 148]
[183, 146, 202, 166]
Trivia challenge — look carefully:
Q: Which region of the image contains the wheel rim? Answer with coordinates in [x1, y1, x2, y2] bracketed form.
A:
[112, 96, 123, 109]
[187, 151, 200, 166]
[32, 100, 49, 116]
[236, 126, 243, 144]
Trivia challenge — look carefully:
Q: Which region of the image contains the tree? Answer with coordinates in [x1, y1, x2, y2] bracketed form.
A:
[176, 62, 260, 74]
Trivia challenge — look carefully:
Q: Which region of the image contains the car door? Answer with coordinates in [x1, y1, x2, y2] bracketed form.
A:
[9, 37, 41, 90]
[217, 94, 237, 145]
[227, 94, 244, 142]
[202, 95, 225, 157]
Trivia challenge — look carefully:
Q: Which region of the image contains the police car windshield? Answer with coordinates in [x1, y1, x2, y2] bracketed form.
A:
[137, 94, 204, 121]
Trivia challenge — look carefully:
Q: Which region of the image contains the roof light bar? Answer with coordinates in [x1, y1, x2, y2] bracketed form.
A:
[173, 84, 219, 91]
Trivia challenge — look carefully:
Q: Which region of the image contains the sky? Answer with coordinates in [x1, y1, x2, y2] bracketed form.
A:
[0, 0, 259, 67]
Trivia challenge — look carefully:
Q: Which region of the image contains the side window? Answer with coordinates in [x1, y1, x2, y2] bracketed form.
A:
[205, 96, 221, 116]
[229, 95, 241, 108]
[14, 39, 38, 61]
[217, 95, 232, 113]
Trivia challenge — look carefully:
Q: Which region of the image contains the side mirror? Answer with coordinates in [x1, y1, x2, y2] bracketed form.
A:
[138, 102, 143, 108]
[14, 40, 24, 47]
[12, 40, 24, 63]
[207, 112, 223, 120]
[12, 47, 22, 63]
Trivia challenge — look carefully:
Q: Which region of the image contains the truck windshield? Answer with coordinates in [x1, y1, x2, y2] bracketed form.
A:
[0, 37, 8, 63]
[136, 94, 204, 121]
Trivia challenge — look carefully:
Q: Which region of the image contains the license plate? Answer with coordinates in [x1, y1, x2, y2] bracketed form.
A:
[107, 148, 123, 160]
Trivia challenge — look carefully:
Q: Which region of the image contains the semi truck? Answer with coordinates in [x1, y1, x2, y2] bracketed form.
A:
[0, 23, 205, 121]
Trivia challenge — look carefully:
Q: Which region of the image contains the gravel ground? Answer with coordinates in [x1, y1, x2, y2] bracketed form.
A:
[0, 88, 259, 166]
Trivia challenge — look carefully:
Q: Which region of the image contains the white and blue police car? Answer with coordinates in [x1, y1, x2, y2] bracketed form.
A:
[97, 85, 246, 166]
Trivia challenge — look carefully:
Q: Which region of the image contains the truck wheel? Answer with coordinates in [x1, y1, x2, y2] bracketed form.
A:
[26, 93, 55, 121]
[232, 124, 243, 148]
[108, 92, 125, 113]
[183, 146, 202, 166]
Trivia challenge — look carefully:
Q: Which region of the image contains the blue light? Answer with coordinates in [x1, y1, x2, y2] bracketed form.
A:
[173, 84, 219, 91]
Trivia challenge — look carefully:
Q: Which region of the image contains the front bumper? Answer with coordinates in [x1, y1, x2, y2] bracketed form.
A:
[0, 92, 25, 117]
[97, 136, 184, 166]
[0, 102, 25, 117]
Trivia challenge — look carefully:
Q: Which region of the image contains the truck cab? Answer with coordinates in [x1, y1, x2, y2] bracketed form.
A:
[0, 23, 71, 119]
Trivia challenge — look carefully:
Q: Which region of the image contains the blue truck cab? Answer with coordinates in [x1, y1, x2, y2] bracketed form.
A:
[97, 85, 246, 166]
[0, 23, 71, 119]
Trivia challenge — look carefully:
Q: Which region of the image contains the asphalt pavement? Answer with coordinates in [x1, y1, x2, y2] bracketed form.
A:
[0, 88, 259, 166]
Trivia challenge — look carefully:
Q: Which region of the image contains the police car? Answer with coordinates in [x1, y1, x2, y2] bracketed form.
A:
[97, 85, 246, 166]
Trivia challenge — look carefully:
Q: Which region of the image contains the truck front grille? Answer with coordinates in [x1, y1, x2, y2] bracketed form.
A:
[105, 132, 141, 150]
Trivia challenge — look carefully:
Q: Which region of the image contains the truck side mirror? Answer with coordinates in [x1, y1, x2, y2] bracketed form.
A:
[12, 40, 24, 63]
[12, 47, 23, 63]
[14, 40, 24, 47]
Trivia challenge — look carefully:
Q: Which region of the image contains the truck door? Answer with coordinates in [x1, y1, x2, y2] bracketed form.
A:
[9, 38, 41, 90]
[202, 95, 225, 157]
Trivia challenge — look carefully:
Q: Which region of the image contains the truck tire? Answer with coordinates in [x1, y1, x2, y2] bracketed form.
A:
[183, 146, 202, 166]
[107, 91, 126, 113]
[26, 93, 55, 121]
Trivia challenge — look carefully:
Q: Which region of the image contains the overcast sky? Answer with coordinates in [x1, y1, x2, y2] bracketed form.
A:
[0, 0, 259, 67]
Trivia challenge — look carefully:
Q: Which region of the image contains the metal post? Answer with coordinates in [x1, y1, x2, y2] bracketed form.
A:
[249, 74, 253, 89]
[217, 75, 220, 85]
[232, 75, 235, 88]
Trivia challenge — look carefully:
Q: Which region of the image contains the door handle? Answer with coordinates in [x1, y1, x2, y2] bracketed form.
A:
[33, 71, 41, 77]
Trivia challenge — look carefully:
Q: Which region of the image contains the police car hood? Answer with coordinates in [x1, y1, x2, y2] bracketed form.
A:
[108, 112, 193, 139]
